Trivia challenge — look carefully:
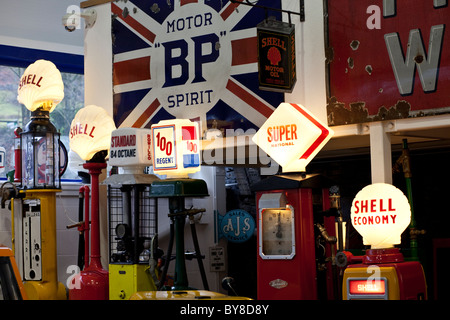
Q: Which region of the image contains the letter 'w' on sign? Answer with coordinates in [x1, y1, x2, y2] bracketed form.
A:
[384, 24, 445, 95]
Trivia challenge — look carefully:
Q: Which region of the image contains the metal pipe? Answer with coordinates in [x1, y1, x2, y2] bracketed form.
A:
[189, 214, 209, 290]
[393, 139, 425, 261]
[83, 162, 106, 270]
[315, 223, 337, 244]
[84, 185, 90, 269]
[78, 187, 85, 270]
[230, 0, 305, 21]
[133, 185, 140, 263]
[158, 217, 174, 290]
[120, 186, 131, 227]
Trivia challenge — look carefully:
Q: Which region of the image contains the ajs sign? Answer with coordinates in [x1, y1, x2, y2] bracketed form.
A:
[217, 209, 256, 243]
[326, 0, 450, 125]
[112, 0, 284, 131]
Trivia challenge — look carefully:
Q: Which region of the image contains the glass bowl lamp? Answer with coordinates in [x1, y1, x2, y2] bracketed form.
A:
[17, 59, 65, 190]
[20, 101, 61, 190]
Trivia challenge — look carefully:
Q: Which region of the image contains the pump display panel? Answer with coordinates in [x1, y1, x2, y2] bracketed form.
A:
[346, 277, 388, 300]
[259, 205, 295, 259]
[22, 199, 42, 281]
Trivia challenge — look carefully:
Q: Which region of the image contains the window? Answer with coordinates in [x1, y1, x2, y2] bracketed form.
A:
[0, 65, 84, 181]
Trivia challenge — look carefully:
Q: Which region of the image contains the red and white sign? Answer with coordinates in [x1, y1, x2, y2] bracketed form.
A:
[151, 119, 201, 178]
[351, 183, 411, 249]
[349, 279, 386, 295]
[252, 103, 334, 172]
[152, 124, 177, 171]
[327, 0, 450, 125]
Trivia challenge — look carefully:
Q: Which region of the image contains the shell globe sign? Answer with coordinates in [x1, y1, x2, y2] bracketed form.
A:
[69, 105, 117, 161]
[351, 183, 411, 249]
[111, 0, 284, 131]
[17, 59, 64, 112]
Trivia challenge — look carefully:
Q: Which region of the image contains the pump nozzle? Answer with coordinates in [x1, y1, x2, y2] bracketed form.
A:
[0, 182, 18, 209]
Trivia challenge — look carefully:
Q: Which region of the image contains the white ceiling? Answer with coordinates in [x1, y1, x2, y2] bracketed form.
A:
[0, 0, 84, 54]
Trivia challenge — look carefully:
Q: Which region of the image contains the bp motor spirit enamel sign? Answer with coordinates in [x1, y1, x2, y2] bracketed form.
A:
[326, 0, 450, 125]
[112, 0, 283, 132]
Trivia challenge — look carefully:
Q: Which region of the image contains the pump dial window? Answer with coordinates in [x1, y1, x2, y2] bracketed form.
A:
[259, 206, 295, 259]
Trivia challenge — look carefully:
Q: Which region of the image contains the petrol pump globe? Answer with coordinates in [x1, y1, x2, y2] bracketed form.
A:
[350, 183, 411, 249]
[17, 59, 65, 189]
[69, 104, 117, 162]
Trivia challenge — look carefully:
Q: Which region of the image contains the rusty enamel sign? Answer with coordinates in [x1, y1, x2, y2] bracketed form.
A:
[326, 0, 450, 126]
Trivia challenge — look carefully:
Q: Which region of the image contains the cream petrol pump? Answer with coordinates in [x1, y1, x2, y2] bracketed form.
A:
[13, 60, 67, 300]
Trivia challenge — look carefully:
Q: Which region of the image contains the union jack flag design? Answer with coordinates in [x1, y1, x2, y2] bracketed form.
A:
[112, 0, 284, 132]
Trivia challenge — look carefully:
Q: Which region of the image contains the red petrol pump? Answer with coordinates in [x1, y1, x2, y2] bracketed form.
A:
[251, 103, 336, 300]
[69, 159, 109, 300]
[341, 183, 427, 300]
[252, 173, 338, 300]
[68, 105, 117, 300]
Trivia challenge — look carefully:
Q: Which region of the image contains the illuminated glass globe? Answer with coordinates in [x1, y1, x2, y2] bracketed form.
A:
[17, 60, 65, 189]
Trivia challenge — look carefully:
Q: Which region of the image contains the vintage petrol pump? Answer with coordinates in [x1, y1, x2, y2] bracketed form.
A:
[68, 105, 116, 300]
[12, 60, 67, 300]
[129, 119, 249, 300]
[251, 102, 336, 300]
[104, 127, 161, 300]
[252, 173, 337, 300]
[148, 119, 208, 292]
[341, 183, 427, 300]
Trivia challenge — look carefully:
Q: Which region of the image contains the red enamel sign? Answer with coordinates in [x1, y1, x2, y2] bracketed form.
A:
[326, 0, 450, 125]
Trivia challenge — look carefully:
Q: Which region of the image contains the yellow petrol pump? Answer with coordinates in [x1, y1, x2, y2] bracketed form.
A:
[12, 60, 67, 299]
[104, 127, 160, 300]
[341, 183, 427, 300]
